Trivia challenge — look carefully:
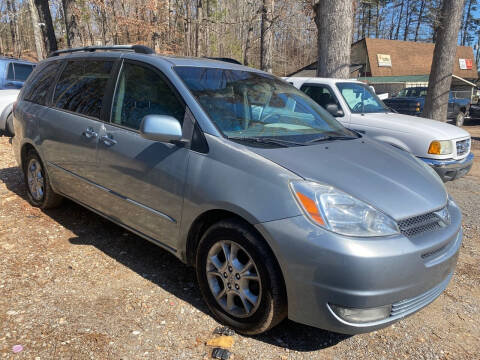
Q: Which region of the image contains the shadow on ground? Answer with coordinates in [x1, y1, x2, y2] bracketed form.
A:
[0, 165, 350, 351]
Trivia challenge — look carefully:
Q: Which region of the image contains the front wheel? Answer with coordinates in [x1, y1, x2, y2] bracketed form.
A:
[196, 219, 287, 335]
[456, 112, 465, 127]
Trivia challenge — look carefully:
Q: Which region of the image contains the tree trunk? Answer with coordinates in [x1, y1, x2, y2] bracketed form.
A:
[28, 0, 45, 60]
[6, 0, 19, 56]
[422, 0, 466, 121]
[313, 0, 354, 78]
[195, 0, 203, 57]
[260, 0, 274, 73]
[34, 0, 57, 54]
[243, 22, 253, 66]
[62, 0, 82, 48]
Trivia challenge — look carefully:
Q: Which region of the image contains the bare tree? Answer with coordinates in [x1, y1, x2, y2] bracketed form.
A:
[28, 0, 45, 59]
[260, 0, 274, 73]
[34, 0, 57, 54]
[313, 0, 354, 78]
[423, 0, 466, 121]
[62, 0, 82, 48]
[414, 0, 426, 41]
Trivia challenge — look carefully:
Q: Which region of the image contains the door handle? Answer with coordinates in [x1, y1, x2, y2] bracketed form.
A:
[83, 127, 98, 139]
[100, 134, 117, 147]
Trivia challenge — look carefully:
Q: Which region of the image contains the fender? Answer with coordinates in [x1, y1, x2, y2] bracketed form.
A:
[371, 135, 412, 153]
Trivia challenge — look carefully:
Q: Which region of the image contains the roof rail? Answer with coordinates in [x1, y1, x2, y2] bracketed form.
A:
[206, 57, 242, 65]
[48, 45, 155, 58]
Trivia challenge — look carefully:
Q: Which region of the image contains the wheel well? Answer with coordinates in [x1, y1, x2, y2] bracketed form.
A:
[186, 210, 266, 267]
[20, 143, 35, 170]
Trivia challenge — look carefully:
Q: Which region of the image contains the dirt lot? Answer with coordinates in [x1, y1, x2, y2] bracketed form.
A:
[1, 125, 480, 359]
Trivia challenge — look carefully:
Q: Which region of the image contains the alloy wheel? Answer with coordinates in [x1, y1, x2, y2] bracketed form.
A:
[206, 240, 262, 318]
[27, 158, 45, 201]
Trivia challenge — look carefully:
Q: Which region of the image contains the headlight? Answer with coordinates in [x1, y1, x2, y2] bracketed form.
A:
[428, 140, 453, 155]
[290, 181, 400, 237]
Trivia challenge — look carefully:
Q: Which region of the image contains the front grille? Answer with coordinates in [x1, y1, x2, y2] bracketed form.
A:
[390, 274, 451, 318]
[456, 139, 470, 156]
[398, 209, 445, 238]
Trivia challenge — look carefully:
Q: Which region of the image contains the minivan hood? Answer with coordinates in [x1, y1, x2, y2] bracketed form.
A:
[250, 138, 447, 220]
[356, 112, 470, 140]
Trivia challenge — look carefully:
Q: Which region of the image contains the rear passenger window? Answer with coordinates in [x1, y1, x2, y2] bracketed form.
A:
[111, 63, 185, 130]
[23, 61, 60, 105]
[53, 60, 113, 119]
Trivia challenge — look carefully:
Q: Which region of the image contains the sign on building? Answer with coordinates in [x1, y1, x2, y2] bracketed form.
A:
[377, 54, 392, 67]
[459, 58, 473, 70]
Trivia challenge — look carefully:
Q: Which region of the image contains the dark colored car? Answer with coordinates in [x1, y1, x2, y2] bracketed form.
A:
[383, 87, 470, 126]
[469, 102, 480, 119]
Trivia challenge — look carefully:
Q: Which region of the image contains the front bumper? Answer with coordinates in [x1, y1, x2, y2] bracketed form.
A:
[420, 153, 474, 182]
[256, 202, 462, 334]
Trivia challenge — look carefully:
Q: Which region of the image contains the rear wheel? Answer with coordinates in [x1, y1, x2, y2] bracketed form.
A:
[196, 219, 287, 335]
[456, 112, 465, 127]
[24, 150, 62, 209]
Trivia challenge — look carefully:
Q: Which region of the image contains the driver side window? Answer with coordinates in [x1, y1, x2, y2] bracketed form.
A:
[300, 84, 340, 110]
[111, 63, 185, 130]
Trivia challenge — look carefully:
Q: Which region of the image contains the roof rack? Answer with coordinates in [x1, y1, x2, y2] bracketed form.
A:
[48, 45, 155, 58]
[206, 57, 242, 65]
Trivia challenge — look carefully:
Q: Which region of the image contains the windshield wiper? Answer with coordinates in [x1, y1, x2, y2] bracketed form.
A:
[228, 136, 305, 147]
[305, 135, 358, 144]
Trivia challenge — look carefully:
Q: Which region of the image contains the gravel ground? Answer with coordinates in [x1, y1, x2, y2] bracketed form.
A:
[1, 125, 480, 360]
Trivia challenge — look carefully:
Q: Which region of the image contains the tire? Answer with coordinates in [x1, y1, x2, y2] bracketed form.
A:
[23, 150, 63, 209]
[5, 113, 14, 136]
[196, 219, 287, 335]
[456, 112, 465, 127]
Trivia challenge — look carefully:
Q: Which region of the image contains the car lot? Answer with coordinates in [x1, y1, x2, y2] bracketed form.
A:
[0, 126, 479, 359]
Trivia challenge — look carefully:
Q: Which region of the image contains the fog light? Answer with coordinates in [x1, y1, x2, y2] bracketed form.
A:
[330, 304, 392, 323]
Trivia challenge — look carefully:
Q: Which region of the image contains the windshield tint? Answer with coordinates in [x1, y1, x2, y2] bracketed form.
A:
[396, 87, 427, 97]
[175, 66, 354, 143]
[336, 82, 388, 114]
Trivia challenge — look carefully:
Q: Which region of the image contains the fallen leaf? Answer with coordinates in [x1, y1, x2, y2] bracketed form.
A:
[207, 336, 234, 349]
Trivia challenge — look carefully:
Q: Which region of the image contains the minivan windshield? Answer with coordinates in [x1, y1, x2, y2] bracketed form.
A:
[336, 82, 389, 114]
[175, 66, 356, 144]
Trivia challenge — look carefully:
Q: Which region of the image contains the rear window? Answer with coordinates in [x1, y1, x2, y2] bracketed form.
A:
[22, 61, 60, 105]
[53, 60, 113, 119]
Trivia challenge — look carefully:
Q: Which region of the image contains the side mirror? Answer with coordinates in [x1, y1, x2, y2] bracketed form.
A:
[140, 115, 183, 143]
[326, 104, 344, 117]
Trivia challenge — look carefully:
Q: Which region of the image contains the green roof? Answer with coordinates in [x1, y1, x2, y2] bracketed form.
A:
[358, 75, 430, 84]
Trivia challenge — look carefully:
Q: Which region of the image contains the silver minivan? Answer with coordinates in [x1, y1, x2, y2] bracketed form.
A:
[12, 45, 462, 335]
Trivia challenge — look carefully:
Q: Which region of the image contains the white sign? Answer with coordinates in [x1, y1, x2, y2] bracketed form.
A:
[459, 59, 467, 70]
[377, 54, 392, 67]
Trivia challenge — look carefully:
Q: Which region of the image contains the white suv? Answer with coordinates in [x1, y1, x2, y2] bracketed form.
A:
[286, 77, 473, 182]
